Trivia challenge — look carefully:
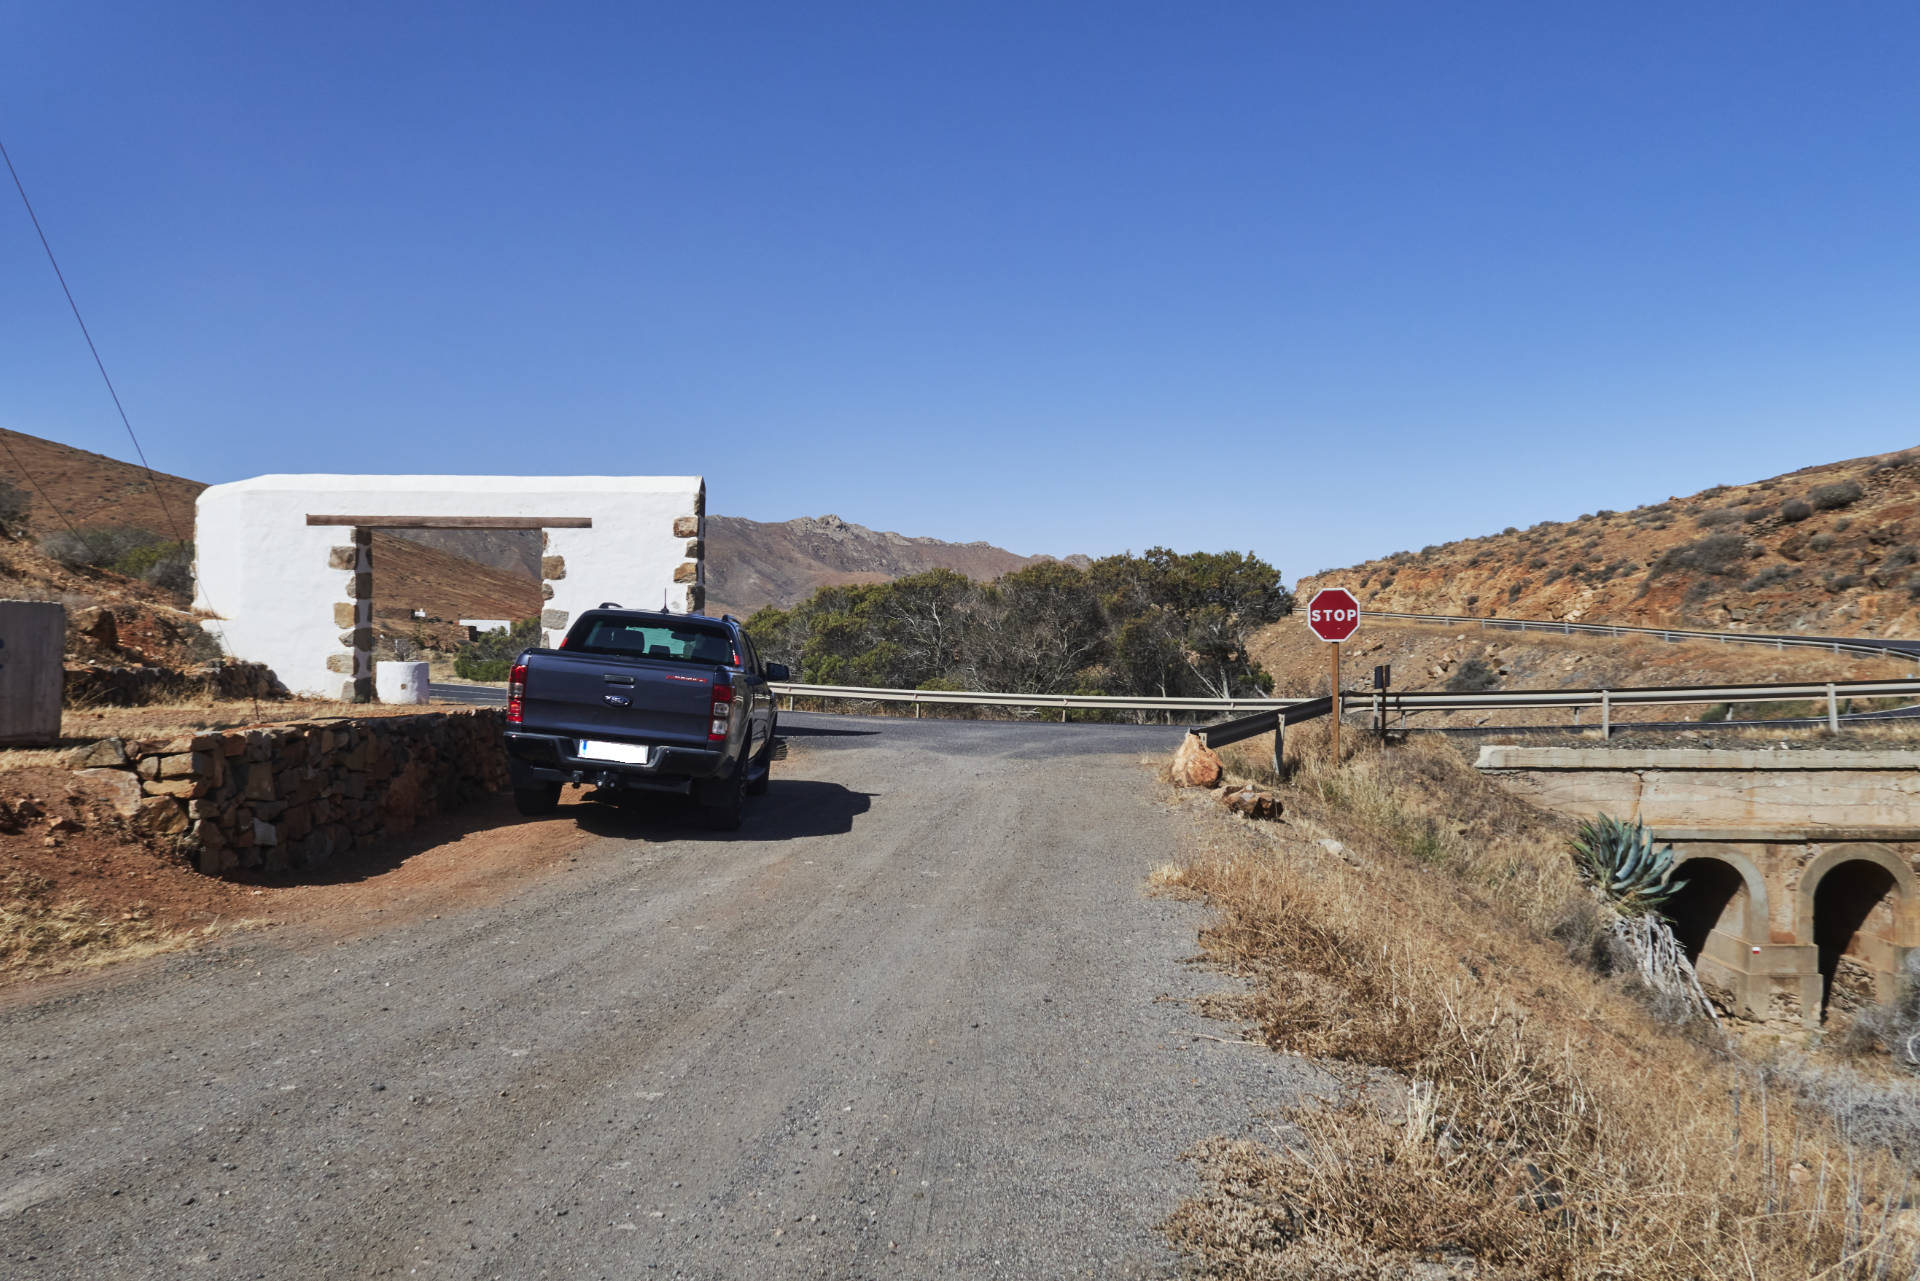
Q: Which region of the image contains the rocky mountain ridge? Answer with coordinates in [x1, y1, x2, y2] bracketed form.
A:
[1299, 446, 1920, 638]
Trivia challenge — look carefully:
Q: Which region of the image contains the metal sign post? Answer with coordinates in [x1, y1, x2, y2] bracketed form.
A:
[1305, 588, 1360, 762]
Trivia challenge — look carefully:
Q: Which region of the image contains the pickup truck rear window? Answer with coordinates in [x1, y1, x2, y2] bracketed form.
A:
[568, 618, 736, 666]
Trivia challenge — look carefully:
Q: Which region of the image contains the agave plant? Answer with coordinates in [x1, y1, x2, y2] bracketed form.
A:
[1571, 814, 1686, 911]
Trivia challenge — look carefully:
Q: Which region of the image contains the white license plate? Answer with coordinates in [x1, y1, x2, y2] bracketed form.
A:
[578, 740, 651, 765]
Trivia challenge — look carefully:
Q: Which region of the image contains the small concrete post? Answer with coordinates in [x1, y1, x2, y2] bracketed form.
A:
[1272, 717, 1285, 777]
[0, 601, 64, 746]
[1828, 683, 1841, 734]
[1600, 690, 1611, 740]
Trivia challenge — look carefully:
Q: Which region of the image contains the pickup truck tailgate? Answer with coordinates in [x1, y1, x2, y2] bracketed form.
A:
[524, 654, 716, 747]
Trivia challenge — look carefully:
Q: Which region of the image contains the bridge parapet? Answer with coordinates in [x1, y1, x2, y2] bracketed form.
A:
[1477, 746, 1920, 1030]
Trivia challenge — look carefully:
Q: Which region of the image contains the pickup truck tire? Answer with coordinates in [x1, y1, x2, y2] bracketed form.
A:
[746, 739, 772, 796]
[698, 762, 747, 831]
[513, 782, 562, 817]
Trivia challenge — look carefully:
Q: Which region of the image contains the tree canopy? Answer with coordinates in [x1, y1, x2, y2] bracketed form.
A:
[744, 549, 1291, 701]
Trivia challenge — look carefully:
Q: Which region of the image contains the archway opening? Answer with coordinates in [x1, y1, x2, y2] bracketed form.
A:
[1663, 859, 1748, 965]
[1813, 860, 1900, 1020]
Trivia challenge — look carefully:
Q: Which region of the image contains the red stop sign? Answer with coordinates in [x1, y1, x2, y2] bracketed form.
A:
[1306, 587, 1360, 642]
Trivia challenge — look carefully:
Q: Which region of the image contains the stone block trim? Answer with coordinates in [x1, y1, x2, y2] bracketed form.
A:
[683, 585, 705, 613]
[333, 601, 357, 628]
[683, 539, 703, 559]
[540, 555, 566, 580]
[673, 561, 700, 584]
[73, 710, 511, 877]
[540, 608, 570, 630]
[327, 545, 357, 571]
[673, 515, 701, 539]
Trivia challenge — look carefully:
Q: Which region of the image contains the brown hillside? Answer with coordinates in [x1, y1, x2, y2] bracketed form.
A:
[367, 531, 540, 628]
[0, 426, 202, 542]
[705, 513, 1040, 616]
[1300, 446, 1920, 638]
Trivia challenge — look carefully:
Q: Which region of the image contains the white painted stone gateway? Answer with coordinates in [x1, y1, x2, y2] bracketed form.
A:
[194, 475, 705, 699]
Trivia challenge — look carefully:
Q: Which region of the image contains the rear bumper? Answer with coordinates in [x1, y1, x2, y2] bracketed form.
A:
[505, 730, 729, 792]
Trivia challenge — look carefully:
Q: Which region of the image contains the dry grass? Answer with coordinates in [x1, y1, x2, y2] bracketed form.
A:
[0, 871, 209, 978]
[1158, 728, 1920, 1278]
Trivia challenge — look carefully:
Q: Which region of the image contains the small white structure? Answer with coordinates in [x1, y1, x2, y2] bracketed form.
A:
[0, 600, 64, 746]
[194, 475, 705, 700]
[375, 660, 430, 705]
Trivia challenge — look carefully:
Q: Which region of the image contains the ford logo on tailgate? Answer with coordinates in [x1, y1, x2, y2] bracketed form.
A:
[603, 694, 631, 707]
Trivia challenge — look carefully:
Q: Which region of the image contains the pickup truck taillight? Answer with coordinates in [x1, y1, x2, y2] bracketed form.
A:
[708, 680, 734, 742]
[506, 662, 527, 724]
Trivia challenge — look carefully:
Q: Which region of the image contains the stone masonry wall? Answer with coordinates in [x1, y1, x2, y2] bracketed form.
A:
[76, 709, 510, 875]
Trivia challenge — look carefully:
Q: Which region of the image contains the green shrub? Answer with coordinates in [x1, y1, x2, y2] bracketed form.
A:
[453, 655, 514, 681]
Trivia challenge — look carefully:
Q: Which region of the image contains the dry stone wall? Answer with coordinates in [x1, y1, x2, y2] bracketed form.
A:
[80, 709, 509, 875]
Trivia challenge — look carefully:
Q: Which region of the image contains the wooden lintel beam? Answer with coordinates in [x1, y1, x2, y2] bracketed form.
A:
[304, 515, 594, 529]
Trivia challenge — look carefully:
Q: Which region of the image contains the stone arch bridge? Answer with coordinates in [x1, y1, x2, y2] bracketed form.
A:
[1478, 746, 1920, 1028]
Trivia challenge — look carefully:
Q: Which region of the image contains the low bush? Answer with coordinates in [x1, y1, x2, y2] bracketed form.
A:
[1695, 507, 1741, 527]
[1650, 532, 1750, 578]
[1781, 499, 1813, 522]
[0, 478, 28, 533]
[1743, 504, 1773, 523]
[1741, 564, 1797, 591]
[1810, 479, 1865, 511]
[1826, 572, 1863, 593]
[1445, 656, 1498, 692]
[1810, 532, 1835, 552]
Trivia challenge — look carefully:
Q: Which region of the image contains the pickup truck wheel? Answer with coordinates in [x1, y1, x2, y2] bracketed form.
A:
[700, 762, 746, 831]
[513, 783, 562, 817]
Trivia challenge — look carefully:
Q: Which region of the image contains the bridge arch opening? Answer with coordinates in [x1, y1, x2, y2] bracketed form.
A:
[1663, 858, 1749, 965]
[1812, 859, 1901, 1020]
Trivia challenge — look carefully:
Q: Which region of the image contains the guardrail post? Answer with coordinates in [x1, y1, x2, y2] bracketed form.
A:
[1601, 690, 1611, 740]
[1828, 683, 1840, 734]
[914, 692, 921, 719]
[1273, 718, 1285, 777]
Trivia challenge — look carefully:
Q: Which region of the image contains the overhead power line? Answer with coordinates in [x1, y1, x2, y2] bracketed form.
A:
[1, 135, 189, 549]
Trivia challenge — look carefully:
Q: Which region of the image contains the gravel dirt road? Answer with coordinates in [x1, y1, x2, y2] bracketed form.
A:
[0, 713, 1318, 1279]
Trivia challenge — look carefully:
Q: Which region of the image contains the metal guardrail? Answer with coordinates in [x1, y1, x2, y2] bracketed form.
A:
[1192, 676, 1920, 748]
[767, 682, 1300, 719]
[771, 675, 1920, 736]
[1364, 610, 1917, 662]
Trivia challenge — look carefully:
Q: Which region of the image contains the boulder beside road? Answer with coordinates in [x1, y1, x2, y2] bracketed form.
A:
[1171, 733, 1222, 788]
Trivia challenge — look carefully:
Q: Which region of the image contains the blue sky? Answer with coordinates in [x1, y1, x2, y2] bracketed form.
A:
[3, 2, 1917, 581]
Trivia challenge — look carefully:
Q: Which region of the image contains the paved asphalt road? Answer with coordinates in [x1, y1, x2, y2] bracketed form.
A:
[0, 714, 1318, 1280]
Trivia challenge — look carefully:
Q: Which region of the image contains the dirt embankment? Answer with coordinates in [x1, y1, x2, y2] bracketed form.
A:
[1299, 445, 1920, 637]
[1157, 727, 1920, 1277]
[0, 700, 584, 984]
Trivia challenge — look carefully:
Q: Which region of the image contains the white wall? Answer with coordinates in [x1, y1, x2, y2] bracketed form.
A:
[194, 475, 704, 699]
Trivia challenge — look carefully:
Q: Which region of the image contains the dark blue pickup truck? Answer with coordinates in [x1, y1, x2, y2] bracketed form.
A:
[503, 606, 786, 830]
